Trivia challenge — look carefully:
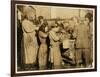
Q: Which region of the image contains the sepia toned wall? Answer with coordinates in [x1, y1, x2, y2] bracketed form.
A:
[53, 7, 80, 18]
[32, 5, 51, 19]
[32, 5, 88, 19]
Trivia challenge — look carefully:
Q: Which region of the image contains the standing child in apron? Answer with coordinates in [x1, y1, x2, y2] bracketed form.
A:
[38, 24, 48, 70]
[49, 23, 62, 69]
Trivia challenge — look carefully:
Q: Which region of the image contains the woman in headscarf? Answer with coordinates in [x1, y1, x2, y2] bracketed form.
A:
[21, 6, 38, 69]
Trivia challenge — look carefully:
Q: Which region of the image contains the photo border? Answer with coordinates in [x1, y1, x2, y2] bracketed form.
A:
[11, 0, 97, 77]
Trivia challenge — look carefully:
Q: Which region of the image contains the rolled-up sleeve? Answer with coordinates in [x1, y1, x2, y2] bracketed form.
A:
[49, 31, 59, 41]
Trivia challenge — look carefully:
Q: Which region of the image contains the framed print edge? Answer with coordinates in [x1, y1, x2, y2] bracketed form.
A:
[11, 0, 97, 77]
[11, 0, 15, 77]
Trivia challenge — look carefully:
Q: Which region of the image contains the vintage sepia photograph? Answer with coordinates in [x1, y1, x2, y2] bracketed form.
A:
[11, 0, 97, 76]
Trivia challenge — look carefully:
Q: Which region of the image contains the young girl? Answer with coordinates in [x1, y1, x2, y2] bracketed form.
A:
[38, 24, 49, 70]
[49, 23, 62, 69]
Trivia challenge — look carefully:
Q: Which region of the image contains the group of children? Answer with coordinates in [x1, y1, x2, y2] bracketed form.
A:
[17, 5, 93, 71]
